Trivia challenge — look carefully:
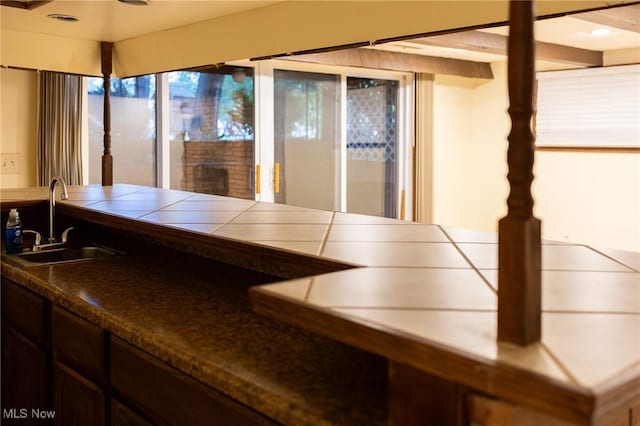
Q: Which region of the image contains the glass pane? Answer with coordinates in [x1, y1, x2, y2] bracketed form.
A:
[274, 70, 340, 210]
[168, 67, 255, 199]
[346, 77, 398, 218]
[87, 75, 157, 185]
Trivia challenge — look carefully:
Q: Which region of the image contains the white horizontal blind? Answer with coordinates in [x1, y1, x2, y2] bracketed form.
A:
[536, 64, 640, 147]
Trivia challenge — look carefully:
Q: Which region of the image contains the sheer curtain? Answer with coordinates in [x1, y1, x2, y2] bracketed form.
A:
[37, 71, 83, 186]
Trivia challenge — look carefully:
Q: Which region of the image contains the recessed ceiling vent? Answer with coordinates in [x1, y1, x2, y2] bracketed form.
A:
[47, 14, 79, 22]
[117, 0, 151, 5]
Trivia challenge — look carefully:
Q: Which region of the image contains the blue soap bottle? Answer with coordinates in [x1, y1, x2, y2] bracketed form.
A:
[5, 208, 23, 254]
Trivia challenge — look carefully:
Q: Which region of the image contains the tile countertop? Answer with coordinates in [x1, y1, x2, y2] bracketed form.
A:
[2, 184, 639, 425]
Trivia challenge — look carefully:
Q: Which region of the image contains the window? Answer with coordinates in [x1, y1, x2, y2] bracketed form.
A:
[87, 75, 156, 185]
[84, 61, 414, 219]
[536, 64, 640, 148]
[167, 67, 255, 198]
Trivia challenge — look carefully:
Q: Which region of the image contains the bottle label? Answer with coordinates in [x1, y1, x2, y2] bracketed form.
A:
[5, 227, 23, 254]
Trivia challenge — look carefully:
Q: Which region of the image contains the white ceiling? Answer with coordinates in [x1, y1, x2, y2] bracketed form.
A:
[372, 7, 640, 64]
[483, 15, 640, 51]
[0, 0, 281, 42]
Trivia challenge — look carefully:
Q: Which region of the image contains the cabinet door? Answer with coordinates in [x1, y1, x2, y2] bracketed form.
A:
[53, 363, 105, 426]
[1, 278, 48, 343]
[111, 399, 154, 426]
[111, 337, 275, 426]
[1, 325, 49, 422]
[53, 306, 106, 384]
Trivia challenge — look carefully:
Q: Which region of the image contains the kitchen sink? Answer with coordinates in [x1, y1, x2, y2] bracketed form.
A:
[13, 245, 119, 266]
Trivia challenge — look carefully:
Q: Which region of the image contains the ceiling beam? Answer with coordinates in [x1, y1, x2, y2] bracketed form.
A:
[0, 0, 52, 10]
[573, 4, 640, 33]
[281, 48, 494, 79]
[411, 30, 603, 67]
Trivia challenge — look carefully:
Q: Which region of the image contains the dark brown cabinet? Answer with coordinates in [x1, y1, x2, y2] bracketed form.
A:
[111, 337, 273, 426]
[52, 306, 106, 384]
[2, 278, 277, 426]
[110, 399, 153, 426]
[1, 279, 51, 425]
[1, 325, 50, 425]
[53, 362, 106, 426]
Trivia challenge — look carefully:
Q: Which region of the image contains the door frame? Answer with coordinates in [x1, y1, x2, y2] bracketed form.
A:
[230, 58, 415, 219]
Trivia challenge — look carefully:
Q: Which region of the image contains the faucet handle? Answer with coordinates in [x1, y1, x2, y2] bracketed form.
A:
[23, 230, 42, 248]
[61, 226, 76, 244]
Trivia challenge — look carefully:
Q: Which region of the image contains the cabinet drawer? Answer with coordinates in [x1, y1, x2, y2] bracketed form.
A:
[1, 279, 48, 344]
[111, 337, 275, 426]
[53, 307, 106, 383]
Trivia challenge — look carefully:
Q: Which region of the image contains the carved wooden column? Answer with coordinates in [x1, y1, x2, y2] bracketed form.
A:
[497, 0, 542, 345]
[101, 42, 113, 186]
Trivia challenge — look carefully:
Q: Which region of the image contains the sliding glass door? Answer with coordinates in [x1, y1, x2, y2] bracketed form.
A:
[273, 70, 341, 211]
[86, 61, 413, 219]
[257, 61, 412, 219]
[347, 77, 399, 218]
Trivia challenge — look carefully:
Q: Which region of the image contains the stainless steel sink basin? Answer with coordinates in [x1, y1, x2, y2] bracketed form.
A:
[14, 246, 118, 266]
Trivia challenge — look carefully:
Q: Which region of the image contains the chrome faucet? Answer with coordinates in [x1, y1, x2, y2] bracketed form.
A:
[49, 177, 69, 243]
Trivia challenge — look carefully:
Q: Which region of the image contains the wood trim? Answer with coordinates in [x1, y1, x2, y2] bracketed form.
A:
[283, 48, 493, 79]
[497, 0, 542, 346]
[100, 42, 113, 186]
[468, 394, 580, 426]
[412, 30, 603, 67]
[389, 362, 466, 426]
[0, 0, 52, 10]
[592, 365, 640, 426]
[249, 288, 598, 425]
[536, 146, 640, 154]
[574, 3, 640, 34]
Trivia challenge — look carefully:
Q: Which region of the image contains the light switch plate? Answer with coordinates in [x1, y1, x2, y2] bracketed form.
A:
[0, 153, 20, 174]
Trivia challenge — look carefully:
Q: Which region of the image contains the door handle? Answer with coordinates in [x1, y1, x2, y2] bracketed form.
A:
[255, 165, 261, 194]
[274, 163, 280, 194]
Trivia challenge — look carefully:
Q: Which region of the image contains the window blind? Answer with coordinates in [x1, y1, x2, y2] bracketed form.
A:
[536, 64, 640, 147]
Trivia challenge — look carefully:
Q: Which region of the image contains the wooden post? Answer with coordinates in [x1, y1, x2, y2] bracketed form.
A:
[388, 362, 465, 426]
[101, 42, 113, 186]
[497, 0, 542, 345]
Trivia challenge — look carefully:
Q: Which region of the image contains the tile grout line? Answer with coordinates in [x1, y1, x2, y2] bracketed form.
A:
[134, 198, 191, 219]
[438, 225, 497, 296]
[540, 342, 581, 386]
[330, 306, 497, 312]
[303, 276, 315, 302]
[317, 211, 337, 257]
[209, 203, 258, 233]
[543, 309, 640, 316]
[584, 246, 639, 273]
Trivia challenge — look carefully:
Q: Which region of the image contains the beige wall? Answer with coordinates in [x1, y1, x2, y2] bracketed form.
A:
[0, 68, 38, 189]
[604, 47, 640, 66]
[432, 75, 506, 230]
[1, 2, 626, 77]
[534, 151, 640, 251]
[1, 29, 101, 76]
[430, 61, 640, 252]
[113, 0, 624, 78]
